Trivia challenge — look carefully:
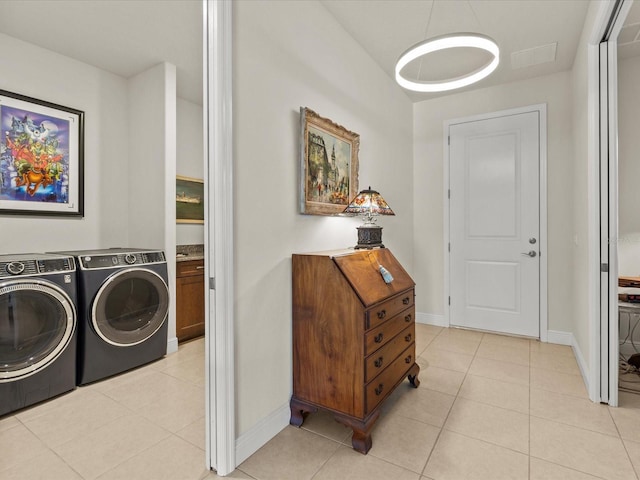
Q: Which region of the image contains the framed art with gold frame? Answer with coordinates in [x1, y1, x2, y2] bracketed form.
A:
[300, 107, 359, 215]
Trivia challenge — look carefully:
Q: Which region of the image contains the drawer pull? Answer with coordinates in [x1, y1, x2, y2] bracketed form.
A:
[196, 266, 205, 270]
[402, 297, 410, 305]
[405, 333, 412, 342]
[377, 310, 386, 320]
[405, 355, 412, 364]
[374, 357, 384, 368]
[375, 383, 384, 396]
[374, 333, 384, 343]
[405, 314, 412, 323]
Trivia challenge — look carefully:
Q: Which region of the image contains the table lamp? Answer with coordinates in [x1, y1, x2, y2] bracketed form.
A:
[343, 186, 395, 249]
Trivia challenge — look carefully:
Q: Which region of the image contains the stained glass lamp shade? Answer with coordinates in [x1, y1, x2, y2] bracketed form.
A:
[343, 187, 395, 249]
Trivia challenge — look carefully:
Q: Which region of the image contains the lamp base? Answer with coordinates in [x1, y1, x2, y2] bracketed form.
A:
[354, 225, 386, 250]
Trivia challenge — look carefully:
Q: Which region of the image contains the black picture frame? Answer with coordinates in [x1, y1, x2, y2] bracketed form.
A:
[0, 89, 84, 217]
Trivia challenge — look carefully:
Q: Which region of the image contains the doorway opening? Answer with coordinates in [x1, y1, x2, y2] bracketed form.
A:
[597, 0, 640, 405]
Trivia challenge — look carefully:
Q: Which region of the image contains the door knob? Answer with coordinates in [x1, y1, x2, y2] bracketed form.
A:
[521, 250, 537, 257]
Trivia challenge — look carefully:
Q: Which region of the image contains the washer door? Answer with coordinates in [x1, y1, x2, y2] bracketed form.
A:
[0, 279, 75, 382]
[92, 268, 169, 346]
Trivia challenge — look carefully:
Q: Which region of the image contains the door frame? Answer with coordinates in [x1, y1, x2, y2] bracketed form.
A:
[443, 104, 548, 341]
[204, 0, 235, 476]
[589, 0, 632, 406]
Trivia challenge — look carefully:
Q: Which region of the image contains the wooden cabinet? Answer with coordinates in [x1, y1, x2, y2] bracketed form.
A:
[290, 248, 419, 454]
[176, 259, 205, 342]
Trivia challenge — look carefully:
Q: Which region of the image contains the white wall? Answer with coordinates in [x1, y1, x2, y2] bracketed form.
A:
[618, 55, 640, 237]
[413, 72, 574, 334]
[127, 63, 175, 250]
[0, 33, 129, 252]
[569, 13, 592, 374]
[234, 0, 414, 439]
[127, 62, 178, 352]
[176, 97, 204, 246]
[569, 0, 610, 393]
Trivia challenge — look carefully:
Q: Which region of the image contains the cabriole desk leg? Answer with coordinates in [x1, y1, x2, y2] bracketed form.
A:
[407, 362, 421, 388]
[333, 410, 381, 455]
[289, 397, 316, 427]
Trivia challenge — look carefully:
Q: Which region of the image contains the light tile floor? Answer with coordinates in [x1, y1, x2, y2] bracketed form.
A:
[3, 326, 640, 479]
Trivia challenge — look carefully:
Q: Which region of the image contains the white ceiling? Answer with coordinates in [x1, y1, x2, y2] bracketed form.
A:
[0, 0, 203, 104]
[619, 1, 640, 59]
[321, 0, 591, 102]
[0, 1, 593, 104]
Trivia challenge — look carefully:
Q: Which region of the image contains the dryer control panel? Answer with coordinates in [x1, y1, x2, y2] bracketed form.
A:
[79, 250, 166, 270]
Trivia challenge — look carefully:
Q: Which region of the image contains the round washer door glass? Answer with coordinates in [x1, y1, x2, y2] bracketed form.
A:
[92, 268, 169, 346]
[0, 280, 75, 381]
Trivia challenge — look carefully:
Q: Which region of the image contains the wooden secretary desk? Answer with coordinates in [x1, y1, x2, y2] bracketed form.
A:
[290, 248, 419, 454]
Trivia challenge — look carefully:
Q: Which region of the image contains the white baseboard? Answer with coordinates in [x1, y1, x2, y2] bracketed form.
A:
[546, 330, 572, 346]
[544, 330, 591, 401]
[570, 333, 591, 397]
[166, 336, 178, 355]
[416, 312, 447, 327]
[235, 402, 290, 465]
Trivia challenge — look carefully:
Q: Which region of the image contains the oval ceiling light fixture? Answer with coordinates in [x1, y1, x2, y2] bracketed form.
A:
[395, 33, 500, 93]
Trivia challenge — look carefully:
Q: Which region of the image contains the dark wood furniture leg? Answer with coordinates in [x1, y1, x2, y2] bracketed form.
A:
[289, 397, 317, 427]
[407, 362, 420, 388]
[333, 410, 381, 454]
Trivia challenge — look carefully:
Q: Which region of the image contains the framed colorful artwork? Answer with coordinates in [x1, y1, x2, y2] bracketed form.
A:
[176, 175, 204, 224]
[0, 90, 84, 216]
[300, 107, 359, 215]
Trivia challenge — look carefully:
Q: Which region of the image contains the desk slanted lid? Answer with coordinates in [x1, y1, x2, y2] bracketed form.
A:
[332, 249, 414, 307]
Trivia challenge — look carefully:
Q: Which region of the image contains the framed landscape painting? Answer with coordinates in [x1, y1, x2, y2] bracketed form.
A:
[176, 175, 204, 224]
[300, 107, 359, 215]
[0, 90, 84, 216]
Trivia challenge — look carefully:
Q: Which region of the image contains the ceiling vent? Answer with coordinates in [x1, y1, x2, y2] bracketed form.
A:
[511, 43, 557, 69]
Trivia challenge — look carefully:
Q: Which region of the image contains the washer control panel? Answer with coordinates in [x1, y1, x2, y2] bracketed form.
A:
[37, 257, 74, 273]
[0, 255, 75, 278]
[6, 262, 25, 275]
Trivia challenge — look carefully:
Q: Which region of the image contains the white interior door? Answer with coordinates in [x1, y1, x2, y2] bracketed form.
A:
[449, 110, 541, 337]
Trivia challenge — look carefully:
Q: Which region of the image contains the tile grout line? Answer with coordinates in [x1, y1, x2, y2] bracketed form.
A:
[419, 328, 484, 477]
[0, 339, 208, 480]
[48, 446, 87, 480]
[529, 339, 633, 480]
[426, 337, 532, 458]
[529, 339, 592, 479]
[305, 433, 343, 480]
[606, 401, 640, 480]
[310, 327, 454, 477]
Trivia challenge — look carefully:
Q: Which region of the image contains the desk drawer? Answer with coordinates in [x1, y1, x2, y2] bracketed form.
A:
[365, 343, 415, 414]
[366, 290, 414, 331]
[365, 324, 415, 383]
[365, 307, 415, 356]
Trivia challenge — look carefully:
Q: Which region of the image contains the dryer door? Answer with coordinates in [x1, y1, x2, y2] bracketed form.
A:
[92, 268, 169, 346]
[0, 279, 76, 381]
